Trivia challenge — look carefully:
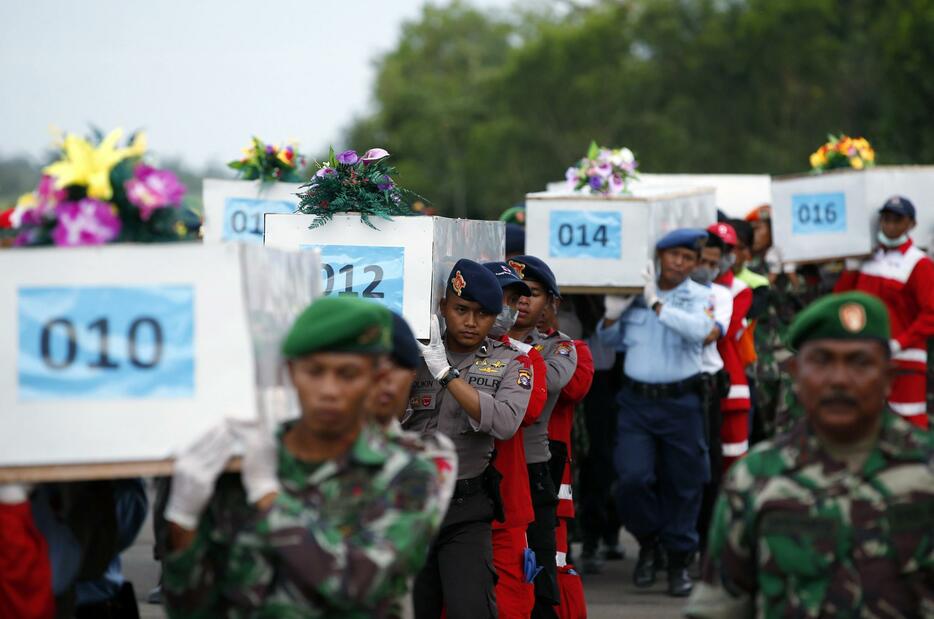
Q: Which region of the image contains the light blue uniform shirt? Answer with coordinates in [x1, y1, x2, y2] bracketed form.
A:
[596, 278, 714, 383]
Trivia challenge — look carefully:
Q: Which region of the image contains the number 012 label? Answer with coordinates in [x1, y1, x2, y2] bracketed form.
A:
[549, 210, 622, 259]
[17, 285, 195, 401]
[302, 244, 405, 314]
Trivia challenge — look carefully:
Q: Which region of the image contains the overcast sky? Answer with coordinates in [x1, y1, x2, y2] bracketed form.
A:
[0, 0, 513, 166]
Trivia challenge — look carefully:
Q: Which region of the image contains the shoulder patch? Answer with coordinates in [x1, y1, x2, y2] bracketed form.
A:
[556, 341, 574, 356]
[517, 368, 533, 390]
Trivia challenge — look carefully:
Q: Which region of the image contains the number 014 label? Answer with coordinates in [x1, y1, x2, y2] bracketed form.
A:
[549, 210, 622, 259]
[17, 285, 195, 401]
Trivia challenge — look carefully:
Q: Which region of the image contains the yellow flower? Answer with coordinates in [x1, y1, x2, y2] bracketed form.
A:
[850, 157, 864, 170]
[861, 148, 875, 162]
[42, 128, 143, 200]
[810, 150, 827, 169]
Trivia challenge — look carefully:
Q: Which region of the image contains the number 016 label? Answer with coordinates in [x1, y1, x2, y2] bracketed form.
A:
[17, 285, 195, 401]
[791, 192, 846, 235]
[549, 210, 622, 259]
[302, 244, 405, 314]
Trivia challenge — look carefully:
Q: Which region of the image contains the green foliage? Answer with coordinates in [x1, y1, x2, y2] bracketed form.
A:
[345, 0, 934, 220]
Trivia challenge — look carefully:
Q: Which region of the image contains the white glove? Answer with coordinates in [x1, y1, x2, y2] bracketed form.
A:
[890, 339, 902, 355]
[229, 418, 281, 505]
[844, 258, 863, 271]
[0, 483, 32, 504]
[642, 260, 660, 308]
[418, 315, 451, 380]
[604, 295, 635, 320]
[165, 421, 236, 530]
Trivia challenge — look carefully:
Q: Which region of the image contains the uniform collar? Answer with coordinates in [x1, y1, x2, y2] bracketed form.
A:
[776, 412, 929, 477]
[277, 422, 390, 490]
[715, 269, 735, 287]
[878, 237, 914, 255]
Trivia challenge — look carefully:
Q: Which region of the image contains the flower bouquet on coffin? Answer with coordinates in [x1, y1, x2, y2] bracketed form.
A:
[565, 141, 640, 196]
[8, 128, 198, 247]
[228, 136, 308, 183]
[809, 134, 875, 173]
[297, 147, 423, 229]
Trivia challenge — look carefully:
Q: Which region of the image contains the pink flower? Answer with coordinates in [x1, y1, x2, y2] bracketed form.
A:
[362, 148, 390, 164]
[52, 199, 122, 246]
[124, 165, 186, 221]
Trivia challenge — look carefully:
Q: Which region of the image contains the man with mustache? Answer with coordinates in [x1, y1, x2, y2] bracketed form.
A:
[686, 291, 934, 618]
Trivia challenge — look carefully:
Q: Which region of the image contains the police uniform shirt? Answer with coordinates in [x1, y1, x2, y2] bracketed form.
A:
[403, 336, 533, 479]
[521, 329, 578, 465]
[596, 278, 715, 384]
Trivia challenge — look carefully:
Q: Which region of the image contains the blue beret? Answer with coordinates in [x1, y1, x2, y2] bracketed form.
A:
[389, 312, 420, 369]
[879, 195, 916, 220]
[507, 255, 560, 298]
[446, 259, 504, 315]
[482, 261, 532, 296]
[505, 223, 526, 256]
[656, 228, 707, 252]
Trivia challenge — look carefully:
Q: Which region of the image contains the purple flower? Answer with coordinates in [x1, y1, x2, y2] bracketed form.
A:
[588, 176, 604, 190]
[377, 177, 395, 191]
[336, 149, 359, 165]
[124, 165, 186, 221]
[51, 199, 121, 246]
[362, 148, 390, 164]
[315, 166, 337, 178]
[609, 174, 625, 194]
[265, 145, 275, 154]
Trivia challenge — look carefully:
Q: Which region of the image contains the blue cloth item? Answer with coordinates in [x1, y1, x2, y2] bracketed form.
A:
[505, 223, 526, 256]
[595, 277, 714, 383]
[655, 228, 707, 252]
[523, 547, 543, 583]
[389, 311, 420, 369]
[507, 255, 560, 297]
[613, 388, 709, 553]
[446, 258, 503, 315]
[879, 195, 916, 219]
[482, 261, 532, 296]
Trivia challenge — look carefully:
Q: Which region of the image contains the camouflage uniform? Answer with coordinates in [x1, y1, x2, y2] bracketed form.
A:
[162, 422, 453, 619]
[685, 412, 934, 618]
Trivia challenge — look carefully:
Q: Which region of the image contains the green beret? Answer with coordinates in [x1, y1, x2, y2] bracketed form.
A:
[282, 297, 393, 358]
[786, 291, 890, 352]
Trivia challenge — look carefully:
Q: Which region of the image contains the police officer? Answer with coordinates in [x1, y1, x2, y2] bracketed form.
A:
[507, 255, 579, 618]
[404, 259, 533, 619]
[686, 292, 934, 617]
[596, 228, 715, 597]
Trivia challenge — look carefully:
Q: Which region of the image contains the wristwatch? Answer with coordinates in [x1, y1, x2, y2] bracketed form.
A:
[438, 367, 461, 388]
[652, 301, 662, 313]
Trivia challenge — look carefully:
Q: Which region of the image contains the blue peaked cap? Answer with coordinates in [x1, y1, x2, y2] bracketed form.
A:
[446, 259, 503, 315]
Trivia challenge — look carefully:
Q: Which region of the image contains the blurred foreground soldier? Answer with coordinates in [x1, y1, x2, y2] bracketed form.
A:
[835, 196, 934, 430]
[162, 297, 453, 618]
[508, 255, 579, 618]
[367, 312, 422, 430]
[597, 229, 715, 597]
[686, 292, 934, 618]
[404, 259, 532, 619]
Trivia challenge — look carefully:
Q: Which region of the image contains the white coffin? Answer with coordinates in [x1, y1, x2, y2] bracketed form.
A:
[202, 178, 303, 243]
[547, 174, 770, 219]
[525, 186, 717, 291]
[0, 243, 319, 479]
[264, 214, 504, 338]
[771, 166, 934, 262]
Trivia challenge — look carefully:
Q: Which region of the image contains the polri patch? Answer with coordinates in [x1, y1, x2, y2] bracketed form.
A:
[517, 368, 532, 390]
[556, 341, 573, 356]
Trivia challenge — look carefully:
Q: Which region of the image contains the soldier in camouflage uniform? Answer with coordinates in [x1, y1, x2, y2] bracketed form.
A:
[686, 292, 934, 618]
[161, 296, 455, 619]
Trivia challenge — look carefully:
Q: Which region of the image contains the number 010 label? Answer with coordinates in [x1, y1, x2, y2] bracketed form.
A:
[302, 244, 405, 314]
[549, 210, 622, 259]
[791, 192, 846, 235]
[17, 285, 195, 401]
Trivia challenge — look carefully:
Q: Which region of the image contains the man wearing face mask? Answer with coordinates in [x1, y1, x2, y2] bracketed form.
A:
[690, 232, 734, 555]
[597, 229, 715, 597]
[483, 260, 548, 619]
[708, 223, 753, 471]
[834, 196, 934, 430]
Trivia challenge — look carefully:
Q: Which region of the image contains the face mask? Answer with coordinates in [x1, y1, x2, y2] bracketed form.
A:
[489, 305, 518, 338]
[690, 266, 718, 285]
[718, 252, 736, 274]
[878, 230, 909, 248]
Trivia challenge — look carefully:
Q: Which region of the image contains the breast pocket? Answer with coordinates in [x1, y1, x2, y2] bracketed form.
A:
[888, 499, 934, 575]
[757, 509, 842, 610]
[622, 308, 649, 348]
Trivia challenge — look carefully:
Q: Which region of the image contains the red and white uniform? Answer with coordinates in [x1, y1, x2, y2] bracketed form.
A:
[715, 269, 752, 470]
[549, 340, 593, 619]
[490, 336, 547, 619]
[0, 501, 55, 619]
[835, 239, 934, 429]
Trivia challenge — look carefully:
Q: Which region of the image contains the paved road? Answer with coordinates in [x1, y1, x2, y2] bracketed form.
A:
[125, 492, 686, 619]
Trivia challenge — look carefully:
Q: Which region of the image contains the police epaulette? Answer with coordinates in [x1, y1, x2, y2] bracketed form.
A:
[491, 338, 519, 352]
